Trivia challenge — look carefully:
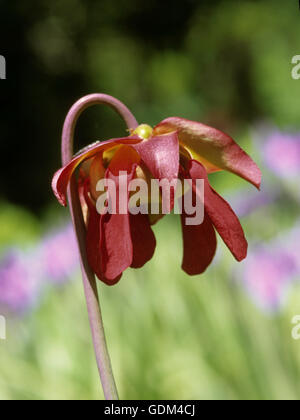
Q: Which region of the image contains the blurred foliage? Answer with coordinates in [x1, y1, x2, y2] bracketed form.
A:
[0, 212, 300, 400]
[1, 0, 300, 401]
[1, 0, 300, 212]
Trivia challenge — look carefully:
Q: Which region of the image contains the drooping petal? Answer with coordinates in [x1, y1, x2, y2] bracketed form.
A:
[83, 180, 121, 285]
[100, 163, 138, 281]
[89, 154, 106, 201]
[154, 117, 261, 189]
[52, 135, 141, 206]
[133, 132, 179, 182]
[86, 195, 103, 280]
[187, 160, 248, 261]
[100, 211, 133, 281]
[78, 175, 89, 225]
[130, 213, 156, 268]
[133, 132, 180, 216]
[109, 145, 141, 174]
[181, 209, 217, 275]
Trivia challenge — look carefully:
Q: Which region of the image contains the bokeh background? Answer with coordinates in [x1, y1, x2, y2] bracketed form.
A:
[1, 0, 300, 400]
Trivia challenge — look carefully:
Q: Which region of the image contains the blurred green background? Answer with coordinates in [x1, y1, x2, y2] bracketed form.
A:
[1, 0, 300, 400]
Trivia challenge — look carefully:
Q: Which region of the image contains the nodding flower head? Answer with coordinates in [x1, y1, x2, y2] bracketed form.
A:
[52, 95, 261, 285]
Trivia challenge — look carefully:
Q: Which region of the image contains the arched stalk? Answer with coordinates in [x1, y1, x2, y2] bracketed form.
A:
[61, 94, 138, 400]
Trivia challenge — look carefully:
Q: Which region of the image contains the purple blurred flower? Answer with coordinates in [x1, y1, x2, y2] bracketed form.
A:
[238, 247, 297, 313]
[282, 222, 300, 273]
[263, 132, 300, 179]
[228, 185, 276, 218]
[41, 224, 79, 284]
[0, 249, 42, 313]
[0, 223, 79, 314]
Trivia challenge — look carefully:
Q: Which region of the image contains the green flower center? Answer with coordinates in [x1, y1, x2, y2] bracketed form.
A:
[133, 124, 153, 140]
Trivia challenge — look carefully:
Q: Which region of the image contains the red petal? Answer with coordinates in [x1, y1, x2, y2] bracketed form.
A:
[52, 136, 141, 207]
[109, 145, 140, 174]
[133, 132, 179, 182]
[154, 117, 261, 189]
[187, 160, 248, 261]
[100, 164, 137, 280]
[133, 132, 180, 215]
[83, 181, 121, 285]
[181, 209, 217, 275]
[100, 211, 133, 281]
[130, 213, 156, 268]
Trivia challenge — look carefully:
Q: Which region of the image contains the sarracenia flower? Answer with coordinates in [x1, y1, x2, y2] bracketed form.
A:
[52, 101, 261, 285]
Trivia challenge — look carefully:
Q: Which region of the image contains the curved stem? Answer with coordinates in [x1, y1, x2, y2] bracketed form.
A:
[61, 94, 138, 400]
